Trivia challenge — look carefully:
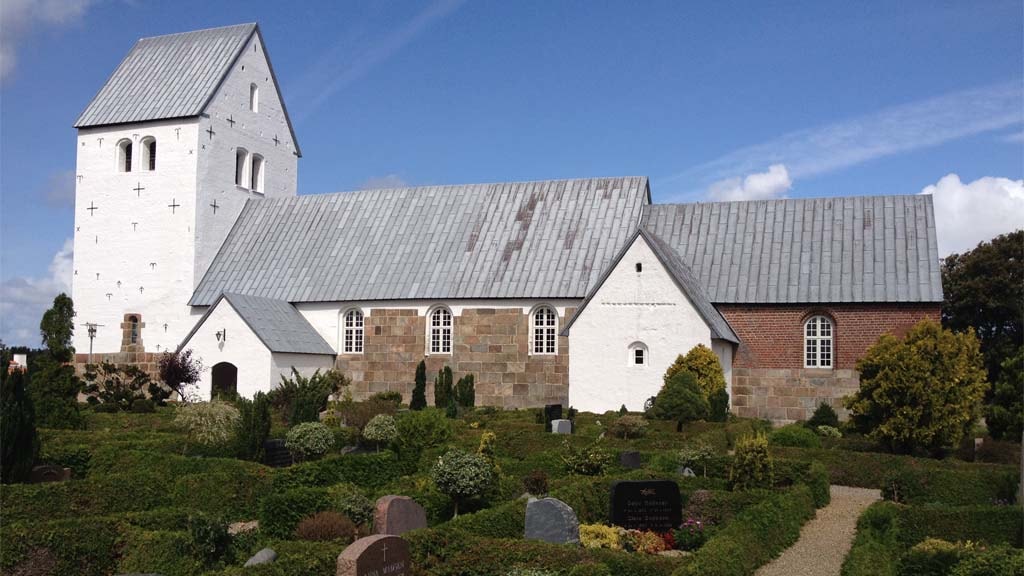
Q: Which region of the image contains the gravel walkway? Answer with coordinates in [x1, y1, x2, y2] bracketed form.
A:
[755, 485, 881, 576]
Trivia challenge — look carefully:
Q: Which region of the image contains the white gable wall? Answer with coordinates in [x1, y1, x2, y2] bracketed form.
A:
[184, 299, 272, 401]
[271, 353, 336, 386]
[568, 235, 719, 412]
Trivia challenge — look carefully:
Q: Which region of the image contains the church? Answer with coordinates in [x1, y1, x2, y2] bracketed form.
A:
[70, 23, 943, 423]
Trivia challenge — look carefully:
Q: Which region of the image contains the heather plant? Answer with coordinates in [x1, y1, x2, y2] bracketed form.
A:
[410, 360, 428, 410]
[430, 448, 494, 517]
[729, 432, 773, 490]
[175, 400, 241, 452]
[285, 422, 335, 461]
[294, 511, 358, 543]
[362, 413, 398, 451]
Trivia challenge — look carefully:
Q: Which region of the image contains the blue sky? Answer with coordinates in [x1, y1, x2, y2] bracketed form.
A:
[1, 0, 1022, 346]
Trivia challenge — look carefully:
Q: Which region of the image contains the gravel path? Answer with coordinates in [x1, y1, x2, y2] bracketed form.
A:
[755, 485, 881, 576]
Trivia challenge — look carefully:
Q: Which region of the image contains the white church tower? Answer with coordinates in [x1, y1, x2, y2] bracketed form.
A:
[71, 23, 300, 364]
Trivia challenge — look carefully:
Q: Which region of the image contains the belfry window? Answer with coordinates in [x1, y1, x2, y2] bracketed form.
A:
[428, 307, 452, 354]
[531, 305, 558, 355]
[235, 148, 248, 187]
[118, 139, 133, 172]
[141, 137, 156, 171]
[249, 83, 259, 112]
[804, 315, 834, 368]
[129, 316, 139, 344]
[250, 154, 264, 193]
[343, 309, 364, 354]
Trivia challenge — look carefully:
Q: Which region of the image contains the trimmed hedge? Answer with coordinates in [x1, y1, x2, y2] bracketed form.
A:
[895, 505, 1023, 548]
[882, 466, 1018, 506]
[270, 451, 413, 491]
[0, 517, 120, 576]
[841, 502, 901, 576]
[117, 528, 204, 575]
[549, 470, 665, 524]
[0, 471, 172, 527]
[172, 470, 272, 520]
[672, 485, 816, 576]
[183, 540, 343, 576]
[258, 487, 332, 539]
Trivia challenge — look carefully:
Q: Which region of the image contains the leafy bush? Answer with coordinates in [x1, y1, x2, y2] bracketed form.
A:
[270, 368, 347, 425]
[28, 360, 83, 429]
[434, 366, 454, 408]
[258, 487, 331, 539]
[456, 374, 476, 408]
[817, 425, 843, 438]
[286, 422, 335, 461]
[187, 513, 232, 567]
[294, 510, 358, 542]
[807, 402, 840, 429]
[708, 389, 729, 422]
[841, 501, 902, 576]
[895, 505, 1023, 548]
[769, 424, 822, 448]
[326, 482, 375, 527]
[898, 538, 972, 576]
[130, 398, 155, 413]
[363, 413, 398, 450]
[678, 441, 716, 477]
[157, 349, 202, 403]
[370, 390, 403, 405]
[561, 438, 612, 476]
[523, 469, 549, 495]
[608, 414, 649, 438]
[175, 400, 240, 449]
[881, 465, 1018, 506]
[664, 344, 727, 399]
[431, 448, 495, 516]
[845, 320, 989, 454]
[82, 362, 150, 410]
[394, 407, 452, 457]
[651, 370, 709, 423]
[411, 360, 428, 410]
[235, 391, 271, 461]
[1, 368, 38, 483]
[985, 348, 1023, 441]
[950, 546, 1024, 576]
[729, 433, 773, 491]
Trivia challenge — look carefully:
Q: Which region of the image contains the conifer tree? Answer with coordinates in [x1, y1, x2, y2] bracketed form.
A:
[434, 365, 453, 408]
[410, 360, 427, 410]
[1, 366, 39, 483]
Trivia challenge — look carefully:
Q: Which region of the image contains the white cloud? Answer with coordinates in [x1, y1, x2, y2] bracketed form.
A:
[359, 174, 409, 190]
[0, 238, 73, 346]
[0, 0, 96, 83]
[707, 164, 792, 202]
[921, 174, 1024, 256]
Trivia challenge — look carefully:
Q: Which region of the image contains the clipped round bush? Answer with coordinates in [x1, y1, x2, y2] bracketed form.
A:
[294, 510, 358, 542]
[608, 414, 648, 439]
[175, 400, 241, 448]
[285, 422, 335, 461]
[430, 448, 494, 516]
[768, 424, 822, 448]
[729, 433, 773, 490]
[362, 413, 398, 448]
[326, 482, 374, 527]
[898, 538, 971, 576]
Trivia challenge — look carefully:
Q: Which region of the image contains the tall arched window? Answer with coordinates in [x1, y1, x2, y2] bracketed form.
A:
[140, 137, 156, 171]
[804, 315, 833, 368]
[117, 139, 133, 172]
[235, 148, 248, 187]
[428, 307, 452, 354]
[129, 315, 139, 344]
[250, 154, 264, 193]
[342, 309, 364, 354]
[531, 305, 558, 355]
[249, 83, 259, 112]
[629, 341, 648, 366]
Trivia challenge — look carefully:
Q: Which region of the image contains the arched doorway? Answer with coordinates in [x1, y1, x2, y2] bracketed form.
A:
[211, 362, 238, 399]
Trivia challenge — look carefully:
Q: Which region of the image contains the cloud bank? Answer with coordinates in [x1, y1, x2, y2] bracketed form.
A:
[921, 173, 1024, 256]
[0, 238, 73, 346]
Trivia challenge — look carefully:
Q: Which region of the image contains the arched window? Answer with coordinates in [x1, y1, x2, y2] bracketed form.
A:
[428, 307, 453, 354]
[249, 83, 259, 112]
[117, 139, 133, 172]
[129, 315, 139, 344]
[342, 309, 364, 354]
[531, 305, 558, 355]
[250, 154, 264, 193]
[804, 315, 833, 368]
[140, 137, 156, 171]
[235, 148, 248, 187]
[629, 341, 648, 366]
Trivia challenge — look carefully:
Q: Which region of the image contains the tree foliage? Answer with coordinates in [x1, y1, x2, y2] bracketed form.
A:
[30, 294, 82, 428]
[39, 293, 74, 363]
[1, 363, 39, 483]
[236, 391, 272, 461]
[845, 319, 988, 454]
[430, 448, 495, 516]
[941, 229, 1023, 384]
[410, 360, 428, 411]
[270, 368, 347, 425]
[455, 373, 476, 408]
[664, 344, 727, 399]
[157, 349, 203, 404]
[285, 422, 335, 461]
[985, 349, 1023, 441]
[362, 413, 398, 450]
[434, 366, 453, 408]
[650, 370, 708, 424]
[82, 362, 151, 410]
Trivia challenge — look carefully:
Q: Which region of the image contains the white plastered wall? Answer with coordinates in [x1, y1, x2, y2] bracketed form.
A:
[567, 235, 722, 413]
[271, 353, 336, 386]
[182, 299, 272, 401]
[711, 339, 734, 398]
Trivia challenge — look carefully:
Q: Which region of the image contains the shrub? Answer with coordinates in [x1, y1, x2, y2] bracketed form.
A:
[841, 501, 902, 576]
[370, 391, 403, 405]
[881, 466, 1018, 506]
[985, 348, 1023, 441]
[157, 349, 202, 403]
[624, 529, 667, 554]
[708, 389, 729, 422]
[270, 368, 347, 425]
[258, 487, 331, 538]
[394, 408, 452, 457]
[950, 546, 1024, 576]
[362, 413, 398, 450]
[81, 362, 150, 410]
[1, 368, 39, 483]
[28, 360, 83, 429]
[895, 505, 1023, 548]
[455, 374, 476, 408]
[523, 469, 549, 496]
[270, 452, 409, 492]
[845, 320, 988, 454]
[431, 448, 495, 516]
[664, 344, 727, 399]
[729, 433, 773, 491]
[674, 517, 712, 551]
[561, 438, 612, 476]
[570, 565, 612, 576]
[336, 396, 398, 431]
[608, 414, 649, 439]
[651, 370, 709, 423]
[411, 360, 428, 410]
[235, 391, 271, 461]
[769, 424, 822, 448]
[817, 425, 843, 438]
[130, 398, 155, 413]
[807, 402, 840, 429]
[678, 441, 716, 477]
[187, 513, 232, 567]
[326, 482, 375, 527]
[898, 538, 972, 576]
[294, 510, 358, 542]
[434, 366, 454, 408]
[580, 524, 622, 549]
[175, 400, 240, 450]
[286, 422, 335, 461]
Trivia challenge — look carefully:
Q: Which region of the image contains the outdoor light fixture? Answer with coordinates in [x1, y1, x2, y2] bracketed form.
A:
[216, 329, 226, 343]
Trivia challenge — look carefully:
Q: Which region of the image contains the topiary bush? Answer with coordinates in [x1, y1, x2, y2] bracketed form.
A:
[175, 400, 240, 451]
[294, 510, 358, 542]
[651, 371, 708, 424]
[431, 448, 495, 517]
[608, 414, 648, 439]
[362, 413, 398, 450]
[664, 344, 728, 399]
[285, 422, 335, 461]
[729, 433, 773, 491]
[769, 424, 822, 448]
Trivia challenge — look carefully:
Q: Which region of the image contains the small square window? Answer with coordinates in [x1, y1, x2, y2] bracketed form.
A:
[634, 348, 645, 365]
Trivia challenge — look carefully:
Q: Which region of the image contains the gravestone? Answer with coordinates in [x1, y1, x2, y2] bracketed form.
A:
[609, 480, 682, 532]
[244, 548, 277, 566]
[619, 451, 642, 469]
[524, 497, 580, 544]
[544, 404, 563, 432]
[263, 439, 293, 468]
[680, 467, 696, 477]
[29, 465, 71, 483]
[374, 495, 427, 535]
[336, 535, 410, 576]
[551, 419, 572, 434]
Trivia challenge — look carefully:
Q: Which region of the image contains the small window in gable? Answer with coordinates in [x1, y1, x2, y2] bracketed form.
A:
[428, 307, 453, 354]
[250, 154, 264, 193]
[235, 148, 248, 187]
[804, 315, 834, 369]
[249, 83, 259, 112]
[531, 305, 558, 355]
[117, 139, 133, 172]
[140, 137, 156, 171]
[342, 309, 364, 354]
[636, 262, 643, 273]
[629, 342, 648, 366]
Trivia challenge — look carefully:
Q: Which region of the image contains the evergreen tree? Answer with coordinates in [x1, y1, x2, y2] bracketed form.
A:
[39, 293, 74, 363]
[434, 366, 453, 408]
[30, 294, 82, 429]
[455, 374, 475, 408]
[410, 360, 427, 410]
[1, 366, 39, 483]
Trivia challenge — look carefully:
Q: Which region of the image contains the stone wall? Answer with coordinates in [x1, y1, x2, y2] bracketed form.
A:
[336, 307, 573, 408]
[719, 302, 941, 423]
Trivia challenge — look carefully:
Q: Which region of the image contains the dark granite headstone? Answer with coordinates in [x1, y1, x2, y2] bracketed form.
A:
[336, 535, 410, 576]
[374, 495, 427, 535]
[544, 404, 563, 432]
[619, 451, 642, 469]
[524, 497, 580, 544]
[609, 480, 682, 532]
[29, 465, 71, 483]
[263, 439, 293, 468]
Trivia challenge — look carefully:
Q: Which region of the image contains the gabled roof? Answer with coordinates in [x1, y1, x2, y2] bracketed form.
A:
[74, 23, 301, 155]
[643, 194, 943, 304]
[179, 292, 334, 355]
[190, 177, 650, 306]
[561, 228, 739, 343]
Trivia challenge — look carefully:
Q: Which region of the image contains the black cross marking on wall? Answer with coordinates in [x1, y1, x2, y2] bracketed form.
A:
[273, 134, 280, 146]
[96, 273, 100, 280]
[168, 199, 181, 214]
[87, 201, 98, 215]
[133, 182, 145, 196]
[139, 286, 144, 294]
[210, 200, 220, 214]
[76, 226, 80, 232]
[226, 115, 236, 127]
[131, 222, 138, 231]
[106, 293, 112, 301]
[206, 126, 216, 139]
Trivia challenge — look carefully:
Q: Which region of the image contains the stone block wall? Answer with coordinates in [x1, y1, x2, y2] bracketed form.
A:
[719, 302, 941, 423]
[336, 307, 574, 408]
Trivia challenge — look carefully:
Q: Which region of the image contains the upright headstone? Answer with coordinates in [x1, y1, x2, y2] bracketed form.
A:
[336, 535, 410, 576]
[619, 451, 642, 469]
[524, 497, 580, 544]
[544, 404, 563, 432]
[263, 439, 294, 468]
[374, 496, 427, 535]
[29, 465, 71, 483]
[551, 419, 573, 434]
[609, 480, 682, 532]
[244, 548, 277, 566]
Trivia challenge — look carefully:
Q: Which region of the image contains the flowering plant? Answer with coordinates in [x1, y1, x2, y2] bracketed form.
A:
[673, 516, 712, 551]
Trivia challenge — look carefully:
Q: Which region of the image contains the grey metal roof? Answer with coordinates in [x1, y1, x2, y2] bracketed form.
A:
[560, 229, 739, 342]
[179, 292, 334, 355]
[643, 194, 943, 304]
[190, 177, 651, 306]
